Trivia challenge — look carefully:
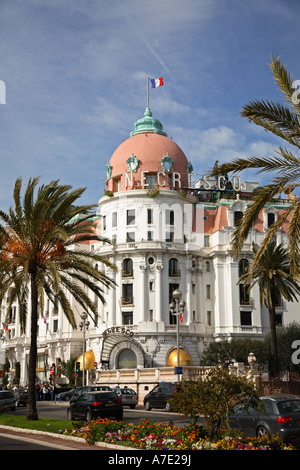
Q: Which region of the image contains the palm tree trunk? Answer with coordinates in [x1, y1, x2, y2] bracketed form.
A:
[27, 273, 39, 420]
[268, 288, 280, 379]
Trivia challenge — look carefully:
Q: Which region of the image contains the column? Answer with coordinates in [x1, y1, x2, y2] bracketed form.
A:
[155, 265, 163, 322]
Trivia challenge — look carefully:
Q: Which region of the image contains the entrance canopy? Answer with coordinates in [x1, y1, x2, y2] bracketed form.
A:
[100, 333, 144, 369]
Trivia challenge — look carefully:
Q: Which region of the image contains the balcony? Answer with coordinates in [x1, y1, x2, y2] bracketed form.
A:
[121, 297, 134, 306]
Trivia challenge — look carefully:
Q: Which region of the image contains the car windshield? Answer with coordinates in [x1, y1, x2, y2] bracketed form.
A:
[121, 389, 136, 395]
[277, 400, 300, 414]
[93, 392, 117, 400]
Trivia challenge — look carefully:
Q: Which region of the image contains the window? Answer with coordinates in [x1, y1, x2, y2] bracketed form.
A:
[126, 232, 135, 242]
[147, 208, 153, 224]
[117, 347, 136, 367]
[166, 231, 174, 242]
[206, 285, 211, 299]
[53, 319, 58, 332]
[169, 258, 180, 277]
[149, 282, 154, 291]
[149, 309, 153, 321]
[239, 259, 250, 305]
[166, 209, 174, 226]
[267, 212, 275, 228]
[127, 209, 135, 226]
[122, 312, 133, 326]
[122, 284, 133, 305]
[122, 258, 133, 277]
[102, 215, 106, 231]
[240, 311, 252, 326]
[234, 211, 243, 226]
[204, 235, 210, 247]
[112, 212, 117, 228]
[147, 231, 153, 241]
[207, 311, 212, 326]
[146, 173, 157, 187]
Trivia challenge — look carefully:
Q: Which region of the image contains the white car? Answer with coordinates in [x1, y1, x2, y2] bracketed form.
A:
[113, 387, 138, 409]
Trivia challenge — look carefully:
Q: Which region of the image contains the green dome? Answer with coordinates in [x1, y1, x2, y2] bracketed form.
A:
[130, 107, 167, 137]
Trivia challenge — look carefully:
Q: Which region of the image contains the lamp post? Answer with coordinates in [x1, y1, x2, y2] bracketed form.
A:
[169, 288, 186, 382]
[79, 312, 90, 386]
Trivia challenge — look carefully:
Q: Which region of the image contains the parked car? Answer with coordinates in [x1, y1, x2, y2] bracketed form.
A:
[229, 394, 300, 441]
[70, 385, 112, 403]
[13, 388, 28, 407]
[143, 382, 181, 411]
[67, 391, 123, 421]
[58, 388, 76, 402]
[113, 387, 138, 409]
[0, 390, 16, 412]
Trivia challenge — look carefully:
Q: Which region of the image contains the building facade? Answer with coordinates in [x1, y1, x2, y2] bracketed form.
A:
[0, 107, 298, 386]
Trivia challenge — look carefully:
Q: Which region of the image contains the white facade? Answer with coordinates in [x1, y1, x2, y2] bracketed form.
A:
[0, 107, 298, 386]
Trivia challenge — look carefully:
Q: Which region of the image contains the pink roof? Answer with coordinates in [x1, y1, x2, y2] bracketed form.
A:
[107, 132, 189, 192]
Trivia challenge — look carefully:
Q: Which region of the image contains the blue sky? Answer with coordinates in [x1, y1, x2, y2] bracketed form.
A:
[0, 0, 299, 211]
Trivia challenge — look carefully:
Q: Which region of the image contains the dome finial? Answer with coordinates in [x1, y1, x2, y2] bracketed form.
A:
[130, 107, 167, 137]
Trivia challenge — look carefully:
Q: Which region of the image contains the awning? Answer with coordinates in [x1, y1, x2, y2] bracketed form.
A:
[167, 348, 193, 366]
[76, 350, 96, 370]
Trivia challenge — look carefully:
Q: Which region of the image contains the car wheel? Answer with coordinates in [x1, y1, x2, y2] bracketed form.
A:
[67, 408, 73, 420]
[145, 400, 152, 411]
[257, 425, 270, 438]
[165, 402, 171, 412]
[64, 395, 70, 401]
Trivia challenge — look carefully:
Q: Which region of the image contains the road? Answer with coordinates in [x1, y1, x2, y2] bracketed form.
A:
[12, 400, 197, 427]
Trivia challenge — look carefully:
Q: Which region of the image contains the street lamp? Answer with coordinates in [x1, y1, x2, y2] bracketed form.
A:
[79, 312, 90, 386]
[169, 288, 186, 382]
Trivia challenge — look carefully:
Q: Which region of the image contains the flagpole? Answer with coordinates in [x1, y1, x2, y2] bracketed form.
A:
[147, 77, 149, 108]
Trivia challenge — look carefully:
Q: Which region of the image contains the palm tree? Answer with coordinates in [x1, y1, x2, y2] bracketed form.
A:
[239, 242, 300, 377]
[0, 177, 116, 420]
[210, 55, 300, 278]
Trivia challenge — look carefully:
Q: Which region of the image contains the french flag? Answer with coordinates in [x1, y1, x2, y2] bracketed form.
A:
[150, 77, 163, 88]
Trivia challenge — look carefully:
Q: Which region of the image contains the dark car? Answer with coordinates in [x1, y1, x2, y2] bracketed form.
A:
[229, 394, 300, 441]
[143, 382, 181, 411]
[70, 385, 112, 403]
[58, 388, 76, 402]
[113, 387, 138, 409]
[67, 391, 123, 421]
[13, 388, 28, 407]
[0, 390, 16, 412]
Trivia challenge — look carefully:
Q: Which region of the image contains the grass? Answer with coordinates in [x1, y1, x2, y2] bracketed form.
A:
[0, 412, 69, 434]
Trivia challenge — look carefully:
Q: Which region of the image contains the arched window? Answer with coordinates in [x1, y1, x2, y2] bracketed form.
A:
[117, 349, 137, 369]
[234, 211, 243, 226]
[122, 258, 133, 277]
